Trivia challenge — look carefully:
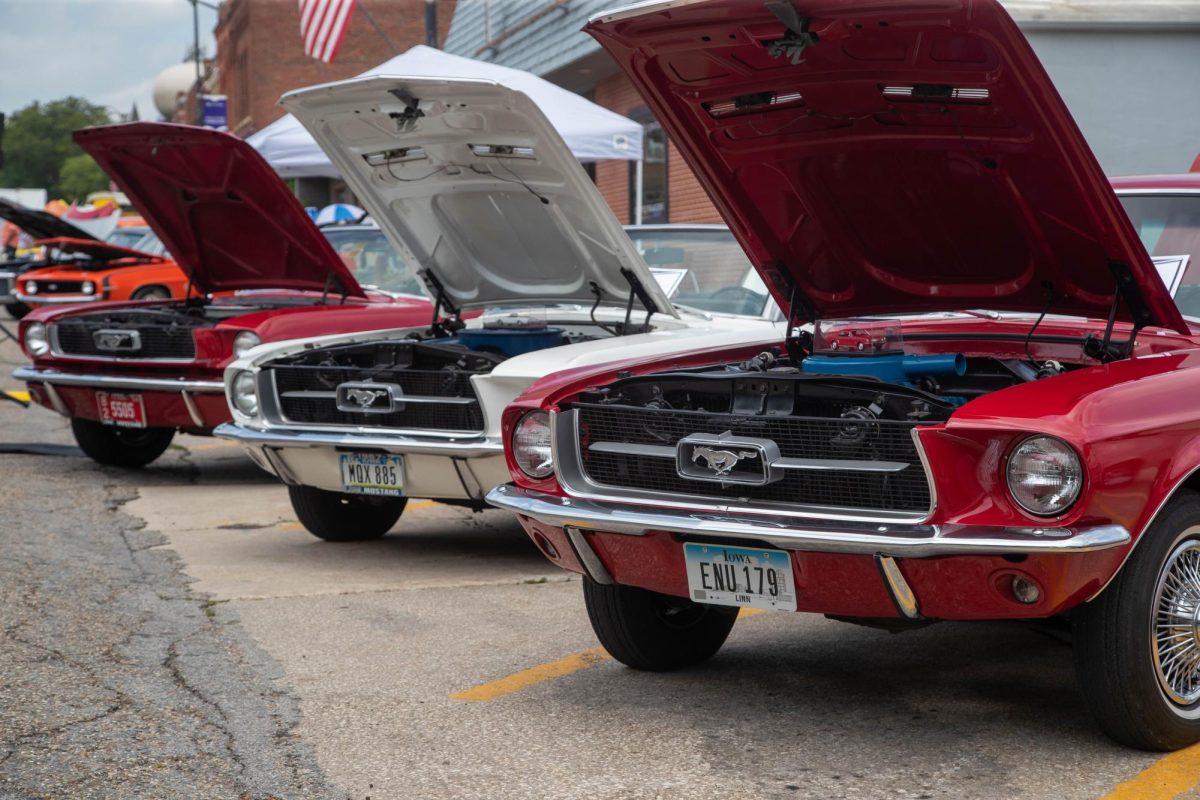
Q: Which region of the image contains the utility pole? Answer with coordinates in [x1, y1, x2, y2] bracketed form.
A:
[192, 0, 202, 124]
[425, 0, 438, 47]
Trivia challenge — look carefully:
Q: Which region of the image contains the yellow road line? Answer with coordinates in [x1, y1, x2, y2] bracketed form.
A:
[451, 606, 768, 702]
[451, 647, 612, 702]
[1102, 743, 1200, 799]
[4, 390, 30, 403]
[406, 499, 437, 511]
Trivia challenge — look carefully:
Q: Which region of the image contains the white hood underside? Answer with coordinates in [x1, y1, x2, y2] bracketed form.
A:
[282, 76, 677, 317]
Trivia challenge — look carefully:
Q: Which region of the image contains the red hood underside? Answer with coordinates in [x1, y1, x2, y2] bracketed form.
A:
[586, 0, 1186, 333]
[74, 122, 364, 298]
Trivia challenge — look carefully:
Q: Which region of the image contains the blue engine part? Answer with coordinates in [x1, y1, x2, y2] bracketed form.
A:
[801, 352, 967, 386]
[455, 327, 565, 357]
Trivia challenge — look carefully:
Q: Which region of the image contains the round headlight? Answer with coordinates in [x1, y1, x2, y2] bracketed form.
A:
[81, 281, 95, 295]
[231, 370, 259, 416]
[25, 280, 38, 295]
[512, 410, 553, 479]
[1006, 435, 1083, 517]
[24, 322, 50, 356]
[233, 331, 262, 358]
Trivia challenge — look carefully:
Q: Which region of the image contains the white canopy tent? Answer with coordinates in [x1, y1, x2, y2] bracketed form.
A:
[248, 45, 648, 221]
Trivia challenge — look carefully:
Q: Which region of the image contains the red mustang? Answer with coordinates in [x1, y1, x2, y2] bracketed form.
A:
[488, 0, 1200, 750]
[15, 122, 431, 467]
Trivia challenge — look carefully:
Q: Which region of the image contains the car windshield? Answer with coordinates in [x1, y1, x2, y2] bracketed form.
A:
[626, 227, 770, 318]
[105, 228, 148, 250]
[130, 231, 167, 257]
[1118, 193, 1200, 320]
[321, 227, 424, 297]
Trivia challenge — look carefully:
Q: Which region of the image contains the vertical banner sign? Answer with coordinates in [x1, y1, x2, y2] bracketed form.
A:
[201, 95, 228, 130]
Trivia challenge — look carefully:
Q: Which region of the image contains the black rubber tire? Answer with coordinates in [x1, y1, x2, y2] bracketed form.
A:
[288, 485, 406, 542]
[583, 577, 739, 671]
[131, 285, 171, 301]
[5, 301, 30, 319]
[1074, 490, 1200, 751]
[70, 418, 174, 468]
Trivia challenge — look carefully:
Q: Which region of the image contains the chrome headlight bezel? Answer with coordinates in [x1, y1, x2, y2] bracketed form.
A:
[232, 331, 262, 358]
[512, 410, 554, 479]
[24, 322, 50, 356]
[1005, 435, 1084, 517]
[231, 370, 259, 417]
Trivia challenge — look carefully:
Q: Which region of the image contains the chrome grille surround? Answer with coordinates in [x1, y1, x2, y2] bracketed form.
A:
[552, 407, 937, 525]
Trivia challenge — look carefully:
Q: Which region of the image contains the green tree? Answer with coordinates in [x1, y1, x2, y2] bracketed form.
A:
[0, 97, 112, 198]
[56, 154, 109, 203]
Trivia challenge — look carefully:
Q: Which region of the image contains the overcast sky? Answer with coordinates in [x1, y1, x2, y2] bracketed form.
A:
[0, 0, 219, 120]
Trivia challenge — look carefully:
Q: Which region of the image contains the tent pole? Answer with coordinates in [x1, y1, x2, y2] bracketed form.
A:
[634, 158, 644, 225]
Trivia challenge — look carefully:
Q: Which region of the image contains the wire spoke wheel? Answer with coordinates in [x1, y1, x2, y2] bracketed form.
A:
[1153, 539, 1200, 707]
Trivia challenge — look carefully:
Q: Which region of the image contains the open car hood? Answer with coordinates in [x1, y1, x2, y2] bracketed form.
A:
[30, 237, 164, 265]
[74, 122, 365, 297]
[0, 199, 99, 242]
[586, 0, 1186, 332]
[282, 76, 676, 316]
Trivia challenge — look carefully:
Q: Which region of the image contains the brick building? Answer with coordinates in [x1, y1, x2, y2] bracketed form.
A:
[213, 0, 455, 139]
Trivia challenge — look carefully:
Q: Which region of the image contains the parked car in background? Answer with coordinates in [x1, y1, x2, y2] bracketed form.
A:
[0, 199, 149, 319]
[487, 0, 1200, 751]
[15, 121, 432, 468]
[216, 76, 785, 542]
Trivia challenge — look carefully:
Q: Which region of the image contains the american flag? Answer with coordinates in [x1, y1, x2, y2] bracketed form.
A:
[299, 0, 358, 63]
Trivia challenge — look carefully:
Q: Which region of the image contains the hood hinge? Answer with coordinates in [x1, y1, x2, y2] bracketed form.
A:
[764, 1, 821, 64]
[620, 266, 662, 333]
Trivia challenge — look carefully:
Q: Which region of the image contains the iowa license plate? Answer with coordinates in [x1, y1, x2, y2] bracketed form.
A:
[684, 543, 797, 612]
[339, 452, 404, 496]
[96, 391, 146, 428]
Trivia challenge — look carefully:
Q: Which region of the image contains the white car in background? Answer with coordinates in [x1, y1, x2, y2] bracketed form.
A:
[216, 76, 784, 541]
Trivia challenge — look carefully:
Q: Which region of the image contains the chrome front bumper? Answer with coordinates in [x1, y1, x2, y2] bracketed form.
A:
[14, 366, 222, 394]
[213, 422, 508, 499]
[14, 293, 101, 304]
[485, 485, 1132, 558]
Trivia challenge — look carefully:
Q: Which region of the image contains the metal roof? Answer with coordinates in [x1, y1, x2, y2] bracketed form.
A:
[443, 0, 1200, 79]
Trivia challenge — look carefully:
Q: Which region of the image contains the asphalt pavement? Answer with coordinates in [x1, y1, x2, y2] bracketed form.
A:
[1, 329, 1198, 800]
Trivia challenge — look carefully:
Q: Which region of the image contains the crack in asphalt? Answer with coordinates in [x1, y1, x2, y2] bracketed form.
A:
[0, 398, 341, 799]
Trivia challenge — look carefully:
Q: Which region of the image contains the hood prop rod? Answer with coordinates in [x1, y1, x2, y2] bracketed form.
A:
[319, 271, 350, 306]
[419, 268, 463, 336]
[620, 267, 659, 334]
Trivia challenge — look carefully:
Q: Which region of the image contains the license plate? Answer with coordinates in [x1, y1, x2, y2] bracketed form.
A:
[339, 452, 404, 496]
[683, 543, 797, 612]
[96, 391, 146, 428]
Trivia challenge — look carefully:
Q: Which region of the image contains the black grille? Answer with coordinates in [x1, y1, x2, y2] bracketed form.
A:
[0, 274, 13, 299]
[269, 365, 484, 431]
[35, 280, 86, 294]
[573, 404, 931, 513]
[54, 316, 199, 360]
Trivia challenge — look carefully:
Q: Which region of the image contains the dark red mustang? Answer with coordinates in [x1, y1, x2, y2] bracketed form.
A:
[488, 0, 1200, 750]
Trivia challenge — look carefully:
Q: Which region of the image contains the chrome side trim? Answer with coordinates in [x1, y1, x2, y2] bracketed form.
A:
[587, 440, 910, 473]
[14, 366, 222, 394]
[565, 526, 614, 584]
[553, 409, 936, 526]
[876, 556, 920, 619]
[181, 391, 205, 428]
[485, 485, 1132, 558]
[212, 421, 504, 458]
[42, 382, 70, 417]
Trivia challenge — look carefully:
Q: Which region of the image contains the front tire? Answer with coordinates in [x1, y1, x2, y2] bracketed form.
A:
[1074, 491, 1200, 750]
[288, 485, 406, 542]
[131, 285, 171, 301]
[70, 418, 174, 468]
[5, 301, 30, 319]
[583, 577, 738, 671]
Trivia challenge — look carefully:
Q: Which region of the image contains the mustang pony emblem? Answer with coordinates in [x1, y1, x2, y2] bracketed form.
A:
[344, 388, 388, 409]
[690, 445, 759, 477]
[93, 329, 141, 352]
